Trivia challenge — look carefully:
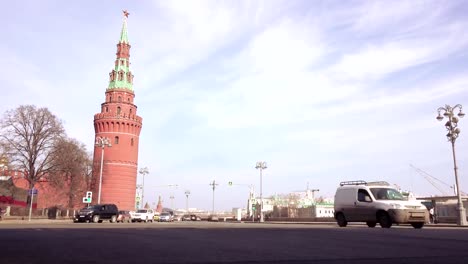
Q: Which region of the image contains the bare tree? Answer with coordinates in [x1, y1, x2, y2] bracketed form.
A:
[48, 138, 92, 208]
[0, 105, 65, 193]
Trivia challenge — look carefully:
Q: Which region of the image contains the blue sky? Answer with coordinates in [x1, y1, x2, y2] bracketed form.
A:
[2, 0, 468, 211]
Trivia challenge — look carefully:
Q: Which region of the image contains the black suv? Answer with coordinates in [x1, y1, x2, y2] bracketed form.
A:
[74, 204, 119, 223]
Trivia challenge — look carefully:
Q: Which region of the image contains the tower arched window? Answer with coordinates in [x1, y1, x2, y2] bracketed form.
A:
[126, 72, 131, 83]
[115, 136, 119, 144]
[118, 71, 124, 81]
[117, 107, 121, 115]
[129, 109, 132, 115]
[110, 96, 112, 102]
[131, 138, 134, 146]
[105, 107, 108, 112]
[118, 96, 122, 102]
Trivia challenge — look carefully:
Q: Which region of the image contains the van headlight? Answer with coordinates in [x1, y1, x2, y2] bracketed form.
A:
[390, 203, 402, 209]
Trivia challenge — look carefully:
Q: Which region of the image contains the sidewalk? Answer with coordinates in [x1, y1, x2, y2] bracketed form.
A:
[1, 216, 72, 224]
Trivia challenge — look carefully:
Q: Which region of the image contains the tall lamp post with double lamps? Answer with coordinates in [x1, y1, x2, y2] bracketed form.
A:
[436, 104, 467, 226]
[95, 137, 112, 204]
[255, 161, 267, 223]
[139, 167, 149, 209]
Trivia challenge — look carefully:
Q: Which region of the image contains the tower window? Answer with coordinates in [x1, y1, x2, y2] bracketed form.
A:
[131, 138, 134, 146]
[115, 136, 119, 144]
[110, 96, 112, 102]
[106, 107, 109, 112]
[129, 109, 132, 115]
[118, 96, 122, 102]
[126, 72, 131, 83]
[117, 107, 121, 115]
[118, 71, 124, 81]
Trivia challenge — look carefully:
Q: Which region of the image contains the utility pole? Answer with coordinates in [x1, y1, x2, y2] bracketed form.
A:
[210, 180, 218, 215]
[185, 190, 190, 212]
[255, 161, 267, 222]
[170, 194, 174, 209]
[138, 167, 149, 209]
[95, 137, 112, 204]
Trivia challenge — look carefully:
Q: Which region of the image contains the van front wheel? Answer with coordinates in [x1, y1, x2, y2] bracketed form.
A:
[378, 212, 392, 228]
[336, 213, 347, 227]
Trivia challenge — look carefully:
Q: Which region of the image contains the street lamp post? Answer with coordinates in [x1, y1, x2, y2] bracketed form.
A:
[95, 137, 112, 204]
[185, 190, 190, 212]
[139, 167, 149, 209]
[209, 180, 218, 215]
[255, 161, 267, 223]
[436, 104, 467, 226]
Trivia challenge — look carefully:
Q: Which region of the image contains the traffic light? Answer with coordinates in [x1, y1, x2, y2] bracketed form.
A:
[83, 191, 92, 203]
[252, 204, 256, 211]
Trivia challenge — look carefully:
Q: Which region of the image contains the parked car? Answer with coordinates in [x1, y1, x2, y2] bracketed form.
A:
[117, 210, 131, 223]
[172, 214, 183, 221]
[153, 212, 160, 222]
[207, 215, 219, 222]
[74, 204, 119, 223]
[159, 212, 173, 222]
[182, 214, 201, 221]
[182, 214, 192, 221]
[132, 209, 155, 223]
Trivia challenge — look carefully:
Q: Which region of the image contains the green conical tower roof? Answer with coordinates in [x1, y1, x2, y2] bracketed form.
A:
[107, 11, 133, 91]
[120, 15, 129, 44]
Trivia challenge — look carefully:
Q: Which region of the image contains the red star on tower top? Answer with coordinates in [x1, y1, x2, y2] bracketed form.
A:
[123, 10, 130, 18]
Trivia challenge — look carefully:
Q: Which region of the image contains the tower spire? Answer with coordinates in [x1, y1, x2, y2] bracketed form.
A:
[107, 10, 133, 91]
[120, 10, 129, 44]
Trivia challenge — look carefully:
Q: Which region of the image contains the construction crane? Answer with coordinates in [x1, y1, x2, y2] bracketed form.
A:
[410, 164, 467, 196]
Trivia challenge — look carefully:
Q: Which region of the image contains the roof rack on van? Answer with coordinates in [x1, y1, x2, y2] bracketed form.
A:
[339, 180, 367, 186]
[339, 180, 391, 186]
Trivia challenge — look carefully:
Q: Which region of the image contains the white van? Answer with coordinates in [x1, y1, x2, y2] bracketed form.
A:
[334, 181, 428, 228]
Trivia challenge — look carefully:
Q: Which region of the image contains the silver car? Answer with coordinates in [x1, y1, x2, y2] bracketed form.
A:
[159, 212, 173, 222]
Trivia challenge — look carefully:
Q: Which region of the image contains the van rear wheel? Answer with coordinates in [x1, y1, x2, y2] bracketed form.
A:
[411, 222, 424, 229]
[378, 212, 392, 228]
[366, 221, 377, 228]
[336, 213, 347, 227]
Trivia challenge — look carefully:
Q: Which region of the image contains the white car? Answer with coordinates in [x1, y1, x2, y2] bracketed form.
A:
[131, 209, 155, 223]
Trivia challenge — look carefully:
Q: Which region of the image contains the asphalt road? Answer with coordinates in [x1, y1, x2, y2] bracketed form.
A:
[0, 221, 467, 264]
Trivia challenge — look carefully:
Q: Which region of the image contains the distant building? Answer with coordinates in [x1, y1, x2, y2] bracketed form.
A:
[247, 189, 335, 219]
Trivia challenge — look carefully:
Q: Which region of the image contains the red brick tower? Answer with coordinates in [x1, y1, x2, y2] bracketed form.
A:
[92, 11, 142, 210]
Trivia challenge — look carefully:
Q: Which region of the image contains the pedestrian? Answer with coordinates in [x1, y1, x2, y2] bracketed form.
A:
[429, 207, 434, 223]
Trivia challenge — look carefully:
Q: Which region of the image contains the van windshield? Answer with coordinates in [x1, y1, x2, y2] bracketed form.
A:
[370, 188, 404, 200]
